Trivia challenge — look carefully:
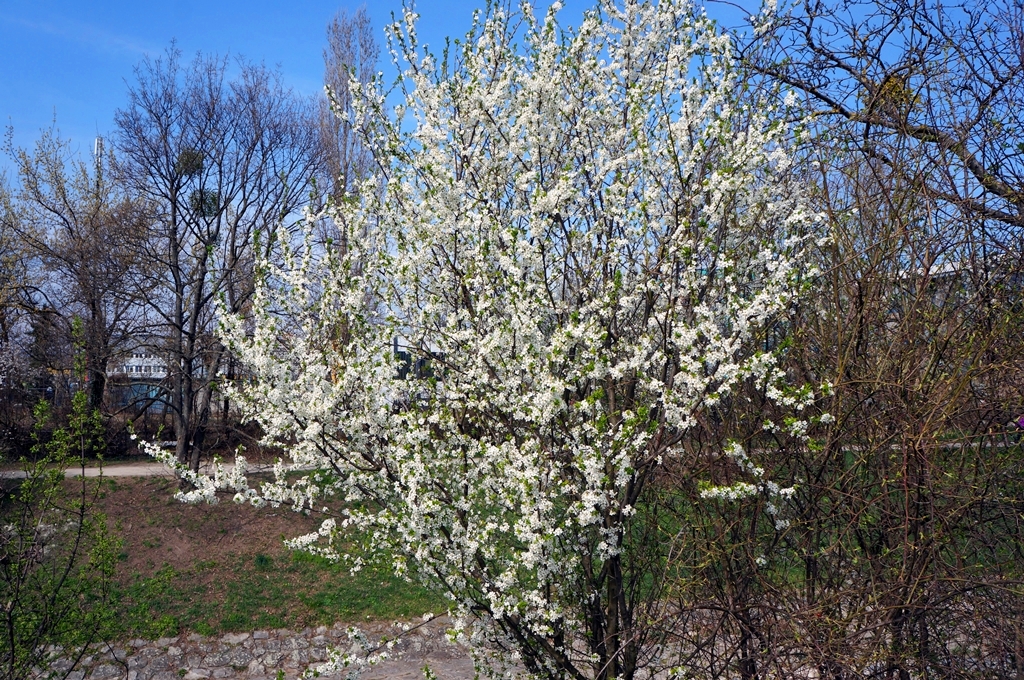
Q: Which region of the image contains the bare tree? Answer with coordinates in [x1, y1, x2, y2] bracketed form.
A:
[739, 0, 1024, 233]
[665, 152, 1024, 677]
[3, 128, 151, 413]
[0, 171, 27, 342]
[656, 2, 1024, 676]
[0, 171, 35, 438]
[114, 47, 325, 473]
[321, 7, 377, 202]
[0, 174, 28, 349]
[317, 7, 378, 247]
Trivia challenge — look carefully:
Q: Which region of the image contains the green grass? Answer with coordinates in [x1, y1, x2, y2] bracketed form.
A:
[110, 550, 445, 640]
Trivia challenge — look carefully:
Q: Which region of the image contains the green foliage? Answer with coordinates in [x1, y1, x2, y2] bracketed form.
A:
[0, 392, 119, 680]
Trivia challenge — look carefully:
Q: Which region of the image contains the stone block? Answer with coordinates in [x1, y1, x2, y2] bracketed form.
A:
[284, 637, 308, 651]
[150, 672, 185, 680]
[229, 649, 253, 666]
[91, 663, 124, 680]
[260, 652, 283, 667]
[147, 656, 170, 671]
[204, 652, 231, 667]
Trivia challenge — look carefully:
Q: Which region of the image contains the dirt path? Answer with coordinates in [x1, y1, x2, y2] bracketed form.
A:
[0, 460, 285, 479]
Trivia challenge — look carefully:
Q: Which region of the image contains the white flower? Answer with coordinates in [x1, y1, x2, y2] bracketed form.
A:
[143, 1, 820, 676]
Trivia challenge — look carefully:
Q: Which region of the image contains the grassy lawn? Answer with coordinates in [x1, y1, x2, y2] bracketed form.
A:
[115, 551, 444, 639]
[86, 477, 446, 641]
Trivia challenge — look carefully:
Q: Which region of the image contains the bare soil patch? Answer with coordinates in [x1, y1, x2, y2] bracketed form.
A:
[85, 476, 444, 640]
[97, 476, 318, 576]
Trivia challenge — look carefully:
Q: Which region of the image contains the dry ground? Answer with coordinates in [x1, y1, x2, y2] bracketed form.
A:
[96, 475, 319, 577]
[80, 475, 444, 639]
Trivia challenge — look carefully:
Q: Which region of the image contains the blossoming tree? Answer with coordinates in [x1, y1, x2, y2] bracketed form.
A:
[152, 1, 820, 677]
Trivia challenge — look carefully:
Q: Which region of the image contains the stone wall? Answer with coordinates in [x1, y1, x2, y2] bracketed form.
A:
[46, 618, 474, 680]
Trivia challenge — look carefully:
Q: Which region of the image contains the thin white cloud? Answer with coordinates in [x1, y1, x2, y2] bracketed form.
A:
[0, 12, 158, 57]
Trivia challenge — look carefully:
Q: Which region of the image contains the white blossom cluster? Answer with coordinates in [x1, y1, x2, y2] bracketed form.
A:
[154, 0, 823, 674]
[302, 626, 393, 680]
[698, 441, 797, 531]
[136, 436, 253, 505]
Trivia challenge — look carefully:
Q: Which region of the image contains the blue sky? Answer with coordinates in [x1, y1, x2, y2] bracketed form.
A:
[0, 0, 751, 173]
[0, 0, 596, 171]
